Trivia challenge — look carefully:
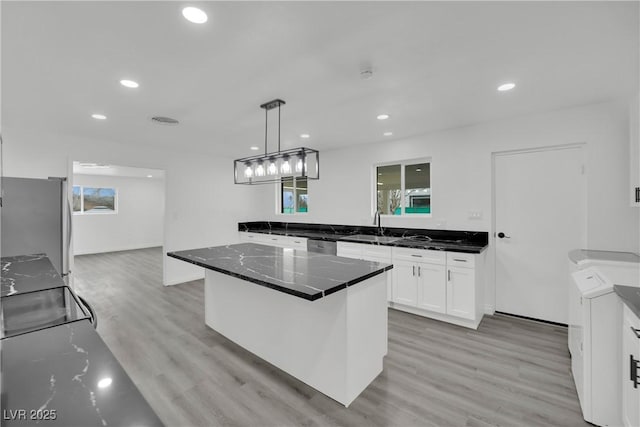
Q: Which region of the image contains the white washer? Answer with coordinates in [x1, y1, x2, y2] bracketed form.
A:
[568, 250, 640, 426]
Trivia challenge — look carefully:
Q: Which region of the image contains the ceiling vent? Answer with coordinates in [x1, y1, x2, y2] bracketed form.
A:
[151, 116, 179, 126]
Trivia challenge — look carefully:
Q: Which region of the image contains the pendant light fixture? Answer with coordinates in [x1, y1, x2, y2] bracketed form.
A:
[234, 99, 319, 184]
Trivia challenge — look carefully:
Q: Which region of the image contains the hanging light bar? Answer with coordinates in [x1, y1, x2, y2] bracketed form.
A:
[233, 99, 320, 185]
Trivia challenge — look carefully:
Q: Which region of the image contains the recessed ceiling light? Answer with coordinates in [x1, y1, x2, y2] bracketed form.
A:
[120, 79, 139, 88]
[377, 182, 384, 185]
[416, 168, 422, 172]
[250, 146, 260, 151]
[383, 131, 393, 136]
[300, 133, 310, 139]
[147, 175, 153, 178]
[497, 82, 516, 92]
[377, 114, 390, 120]
[182, 7, 208, 24]
[97, 377, 112, 389]
[91, 114, 107, 120]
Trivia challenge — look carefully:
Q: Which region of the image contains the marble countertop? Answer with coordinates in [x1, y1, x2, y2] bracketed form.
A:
[1, 320, 163, 427]
[167, 243, 393, 301]
[238, 221, 489, 253]
[615, 285, 640, 319]
[1, 254, 65, 297]
[1, 254, 163, 426]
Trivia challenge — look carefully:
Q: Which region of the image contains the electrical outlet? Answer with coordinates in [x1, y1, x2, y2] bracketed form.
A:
[468, 211, 482, 220]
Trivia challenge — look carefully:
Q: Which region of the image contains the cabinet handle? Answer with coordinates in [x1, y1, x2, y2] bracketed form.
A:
[418, 266, 421, 277]
[631, 354, 639, 388]
[411, 254, 423, 258]
[448, 270, 451, 281]
[631, 326, 640, 339]
[248, 236, 254, 238]
[636, 187, 640, 203]
[453, 258, 467, 262]
[413, 266, 415, 276]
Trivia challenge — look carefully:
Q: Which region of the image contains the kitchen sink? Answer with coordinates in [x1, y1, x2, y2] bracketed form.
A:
[341, 234, 402, 244]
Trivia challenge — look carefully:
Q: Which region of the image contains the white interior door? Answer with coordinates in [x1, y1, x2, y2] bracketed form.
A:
[494, 146, 585, 324]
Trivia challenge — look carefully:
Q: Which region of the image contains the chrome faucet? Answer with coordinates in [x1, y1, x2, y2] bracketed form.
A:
[373, 210, 382, 235]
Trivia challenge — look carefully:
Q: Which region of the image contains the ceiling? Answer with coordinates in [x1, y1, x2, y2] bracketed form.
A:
[3, 1, 638, 158]
[73, 162, 165, 179]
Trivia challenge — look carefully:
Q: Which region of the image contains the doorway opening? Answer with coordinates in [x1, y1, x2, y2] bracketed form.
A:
[69, 161, 166, 291]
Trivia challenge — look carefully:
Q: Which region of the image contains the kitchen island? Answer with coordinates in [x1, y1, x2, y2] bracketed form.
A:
[168, 243, 393, 407]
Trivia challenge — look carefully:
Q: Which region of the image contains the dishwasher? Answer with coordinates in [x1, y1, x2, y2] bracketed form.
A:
[307, 239, 337, 255]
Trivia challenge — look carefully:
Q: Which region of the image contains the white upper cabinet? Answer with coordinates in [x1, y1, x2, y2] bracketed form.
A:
[630, 92, 639, 207]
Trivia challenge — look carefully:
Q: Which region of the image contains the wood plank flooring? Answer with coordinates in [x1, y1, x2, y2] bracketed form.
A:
[73, 247, 589, 427]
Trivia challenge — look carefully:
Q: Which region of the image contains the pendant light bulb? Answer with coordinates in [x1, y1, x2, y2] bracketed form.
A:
[281, 156, 291, 174]
[255, 162, 265, 177]
[267, 158, 278, 176]
[244, 163, 253, 178]
[295, 158, 303, 173]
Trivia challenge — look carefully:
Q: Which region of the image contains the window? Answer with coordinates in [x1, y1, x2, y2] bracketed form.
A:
[280, 177, 308, 214]
[375, 160, 430, 215]
[73, 186, 117, 214]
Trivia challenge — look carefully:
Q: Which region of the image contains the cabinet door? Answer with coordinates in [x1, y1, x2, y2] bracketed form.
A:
[392, 259, 417, 306]
[416, 263, 446, 313]
[622, 306, 640, 427]
[446, 266, 475, 320]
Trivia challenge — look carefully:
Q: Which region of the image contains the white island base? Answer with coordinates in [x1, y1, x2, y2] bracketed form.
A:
[204, 269, 389, 407]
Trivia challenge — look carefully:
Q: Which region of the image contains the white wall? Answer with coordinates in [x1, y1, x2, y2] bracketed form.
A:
[72, 174, 165, 255]
[2, 126, 257, 286]
[251, 100, 640, 311]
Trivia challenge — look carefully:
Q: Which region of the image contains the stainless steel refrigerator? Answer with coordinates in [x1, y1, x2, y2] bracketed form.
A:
[1, 177, 71, 279]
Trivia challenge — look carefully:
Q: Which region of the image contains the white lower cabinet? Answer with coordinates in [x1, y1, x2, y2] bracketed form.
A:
[391, 247, 485, 329]
[238, 232, 307, 250]
[416, 263, 446, 313]
[622, 304, 640, 427]
[337, 242, 393, 301]
[446, 266, 475, 320]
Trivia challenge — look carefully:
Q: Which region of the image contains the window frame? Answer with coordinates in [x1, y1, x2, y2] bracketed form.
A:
[372, 157, 432, 217]
[276, 177, 309, 216]
[72, 185, 119, 215]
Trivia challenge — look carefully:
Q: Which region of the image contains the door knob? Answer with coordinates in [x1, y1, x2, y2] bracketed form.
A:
[497, 232, 511, 239]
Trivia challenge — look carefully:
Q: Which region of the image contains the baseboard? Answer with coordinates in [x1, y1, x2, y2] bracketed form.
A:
[484, 304, 495, 315]
[74, 243, 163, 256]
[163, 272, 204, 287]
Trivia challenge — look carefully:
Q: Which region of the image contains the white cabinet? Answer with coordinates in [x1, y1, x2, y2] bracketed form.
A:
[337, 242, 393, 301]
[447, 266, 475, 320]
[390, 247, 485, 329]
[630, 92, 639, 207]
[622, 303, 640, 427]
[391, 259, 418, 306]
[238, 232, 307, 251]
[417, 263, 446, 313]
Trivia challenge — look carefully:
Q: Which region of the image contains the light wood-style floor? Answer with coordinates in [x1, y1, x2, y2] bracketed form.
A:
[74, 247, 589, 427]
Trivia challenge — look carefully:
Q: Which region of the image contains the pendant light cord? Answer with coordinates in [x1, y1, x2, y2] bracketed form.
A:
[264, 108, 268, 155]
[278, 103, 281, 153]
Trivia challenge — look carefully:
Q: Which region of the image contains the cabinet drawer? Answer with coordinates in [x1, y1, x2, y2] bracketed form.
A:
[362, 245, 392, 260]
[393, 247, 445, 264]
[446, 252, 475, 268]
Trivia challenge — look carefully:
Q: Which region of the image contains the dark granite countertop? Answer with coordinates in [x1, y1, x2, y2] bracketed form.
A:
[167, 243, 393, 301]
[238, 221, 489, 254]
[615, 285, 640, 319]
[1, 254, 65, 297]
[1, 320, 163, 427]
